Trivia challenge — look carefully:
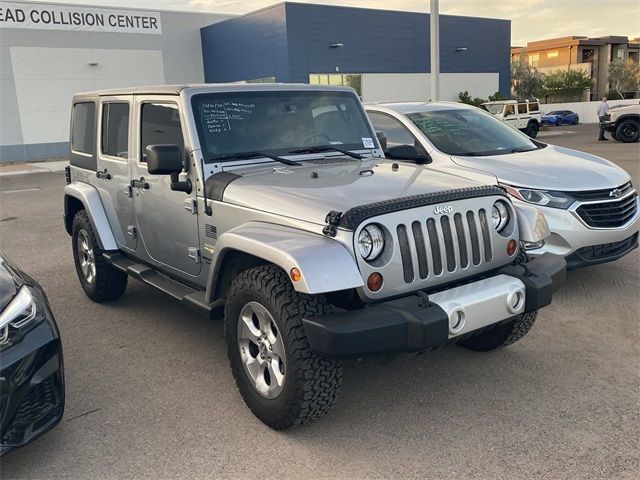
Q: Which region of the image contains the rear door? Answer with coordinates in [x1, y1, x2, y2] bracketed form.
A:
[130, 96, 201, 276]
[96, 96, 136, 250]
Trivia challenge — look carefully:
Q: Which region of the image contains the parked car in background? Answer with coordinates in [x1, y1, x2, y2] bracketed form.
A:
[602, 103, 639, 143]
[0, 254, 64, 455]
[366, 102, 640, 269]
[481, 100, 542, 138]
[541, 110, 579, 126]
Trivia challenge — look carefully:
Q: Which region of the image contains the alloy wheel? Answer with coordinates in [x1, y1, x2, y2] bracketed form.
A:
[77, 229, 96, 284]
[237, 301, 287, 399]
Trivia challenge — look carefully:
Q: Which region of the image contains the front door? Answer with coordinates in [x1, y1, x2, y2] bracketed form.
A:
[130, 98, 201, 276]
[96, 97, 136, 251]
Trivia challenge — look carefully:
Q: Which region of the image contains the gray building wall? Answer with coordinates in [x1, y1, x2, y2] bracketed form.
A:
[201, 2, 511, 93]
[0, 2, 231, 162]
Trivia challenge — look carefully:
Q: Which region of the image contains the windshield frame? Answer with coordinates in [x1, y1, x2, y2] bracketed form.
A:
[406, 107, 544, 157]
[190, 90, 377, 164]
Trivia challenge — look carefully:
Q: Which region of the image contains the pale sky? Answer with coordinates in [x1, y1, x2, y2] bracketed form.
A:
[17, 0, 640, 45]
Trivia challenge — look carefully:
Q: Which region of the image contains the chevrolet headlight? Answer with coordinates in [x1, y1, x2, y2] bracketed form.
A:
[357, 224, 385, 261]
[0, 286, 44, 349]
[501, 184, 575, 209]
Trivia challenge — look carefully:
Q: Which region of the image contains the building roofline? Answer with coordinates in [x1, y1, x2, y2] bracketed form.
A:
[201, 0, 509, 32]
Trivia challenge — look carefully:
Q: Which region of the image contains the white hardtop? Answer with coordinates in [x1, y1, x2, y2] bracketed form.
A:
[72, 83, 356, 99]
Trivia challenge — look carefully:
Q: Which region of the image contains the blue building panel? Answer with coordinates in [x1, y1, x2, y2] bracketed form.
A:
[201, 4, 290, 83]
[201, 2, 511, 95]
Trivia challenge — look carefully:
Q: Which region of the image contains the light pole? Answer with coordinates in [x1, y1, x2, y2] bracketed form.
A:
[430, 0, 440, 101]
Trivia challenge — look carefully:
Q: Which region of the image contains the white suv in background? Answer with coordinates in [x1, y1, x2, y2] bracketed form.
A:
[366, 102, 639, 269]
[481, 100, 542, 138]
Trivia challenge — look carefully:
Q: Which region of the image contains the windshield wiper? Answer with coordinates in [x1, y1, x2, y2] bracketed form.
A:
[511, 147, 538, 153]
[288, 145, 365, 160]
[209, 151, 301, 166]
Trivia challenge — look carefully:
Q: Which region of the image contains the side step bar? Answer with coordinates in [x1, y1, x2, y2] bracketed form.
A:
[103, 252, 222, 316]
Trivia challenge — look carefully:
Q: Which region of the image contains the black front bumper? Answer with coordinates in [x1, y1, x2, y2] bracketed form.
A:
[0, 295, 64, 456]
[565, 233, 638, 270]
[302, 253, 566, 358]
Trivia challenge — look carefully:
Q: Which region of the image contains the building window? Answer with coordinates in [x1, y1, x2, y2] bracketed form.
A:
[528, 53, 539, 67]
[71, 102, 96, 155]
[582, 49, 595, 62]
[309, 73, 362, 96]
[246, 77, 275, 84]
[546, 51, 559, 59]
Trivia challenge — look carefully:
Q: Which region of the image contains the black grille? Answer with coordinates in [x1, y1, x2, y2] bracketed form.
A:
[12, 377, 58, 428]
[576, 193, 638, 228]
[569, 182, 634, 201]
[397, 225, 414, 283]
[411, 221, 429, 279]
[575, 233, 638, 261]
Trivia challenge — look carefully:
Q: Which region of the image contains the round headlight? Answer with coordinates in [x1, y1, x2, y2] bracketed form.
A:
[358, 224, 385, 261]
[492, 200, 510, 232]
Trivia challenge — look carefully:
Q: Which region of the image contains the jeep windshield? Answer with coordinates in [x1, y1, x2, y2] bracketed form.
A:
[482, 104, 504, 114]
[191, 91, 376, 163]
[407, 108, 542, 156]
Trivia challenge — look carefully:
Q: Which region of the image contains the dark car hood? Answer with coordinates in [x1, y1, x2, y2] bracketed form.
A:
[0, 255, 25, 312]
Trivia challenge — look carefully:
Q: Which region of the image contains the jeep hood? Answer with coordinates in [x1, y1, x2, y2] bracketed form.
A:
[450, 144, 630, 191]
[219, 159, 480, 225]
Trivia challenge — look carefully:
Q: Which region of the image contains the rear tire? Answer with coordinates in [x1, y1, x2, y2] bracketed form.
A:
[224, 265, 343, 430]
[72, 210, 127, 302]
[458, 312, 538, 352]
[555, 119, 562, 126]
[525, 121, 539, 138]
[615, 119, 639, 143]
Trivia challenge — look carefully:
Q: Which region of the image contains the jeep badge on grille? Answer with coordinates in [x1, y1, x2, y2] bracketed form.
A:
[433, 205, 454, 214]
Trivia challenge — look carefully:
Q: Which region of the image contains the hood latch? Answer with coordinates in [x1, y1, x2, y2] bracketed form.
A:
[323, 210, 343, 237]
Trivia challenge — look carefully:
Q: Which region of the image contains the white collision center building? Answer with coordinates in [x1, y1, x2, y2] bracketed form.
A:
[0, 1, 511, 161]
[0, 1, 230, 161]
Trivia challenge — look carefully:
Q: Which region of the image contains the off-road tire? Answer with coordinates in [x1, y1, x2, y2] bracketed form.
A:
[615, 119, 639, 143]
[224, 265, 343, 430]
[525, 121, 539, 138]
[458, 311, 538, 352]
[71, 210, 127, 302]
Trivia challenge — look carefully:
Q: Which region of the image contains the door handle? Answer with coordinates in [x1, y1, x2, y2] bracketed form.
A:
[96, 169, 112, 180]
[130, 177, 150, 190]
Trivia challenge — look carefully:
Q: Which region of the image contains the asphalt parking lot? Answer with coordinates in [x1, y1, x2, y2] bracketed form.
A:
[0, 123, 638, 479]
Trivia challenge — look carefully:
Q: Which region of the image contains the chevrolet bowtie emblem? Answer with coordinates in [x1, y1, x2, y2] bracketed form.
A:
[609, 188, 623, 198]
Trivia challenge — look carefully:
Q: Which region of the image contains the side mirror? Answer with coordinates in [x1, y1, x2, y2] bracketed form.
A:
[375, 131, 388, 151]
[146, 144, 183, 175]
[385, 144, 431, 164]
[145, 144, 192, 193]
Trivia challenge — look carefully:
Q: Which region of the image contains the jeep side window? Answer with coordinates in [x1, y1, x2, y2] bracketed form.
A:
[517, 104, 527, 114]
[368, 112, 416, 148]
[101, 103, 129, 158]
[140, 103, 184, 161]
[528, 102, 540, 113]
[71, 102, 96, 155]
[504, 105, 515, 116]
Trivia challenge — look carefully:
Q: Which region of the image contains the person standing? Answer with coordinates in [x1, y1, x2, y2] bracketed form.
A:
[597, 96, 609, 141]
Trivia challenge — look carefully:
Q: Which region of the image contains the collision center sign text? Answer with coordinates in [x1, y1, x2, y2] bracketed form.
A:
[0, 2, 162, 34]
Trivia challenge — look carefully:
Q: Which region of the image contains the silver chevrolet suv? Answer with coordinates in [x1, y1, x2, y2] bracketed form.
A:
[64, 84, 565, 429]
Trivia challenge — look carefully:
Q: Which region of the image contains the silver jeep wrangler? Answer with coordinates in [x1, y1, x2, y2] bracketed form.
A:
[64, 84, 565, 429]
